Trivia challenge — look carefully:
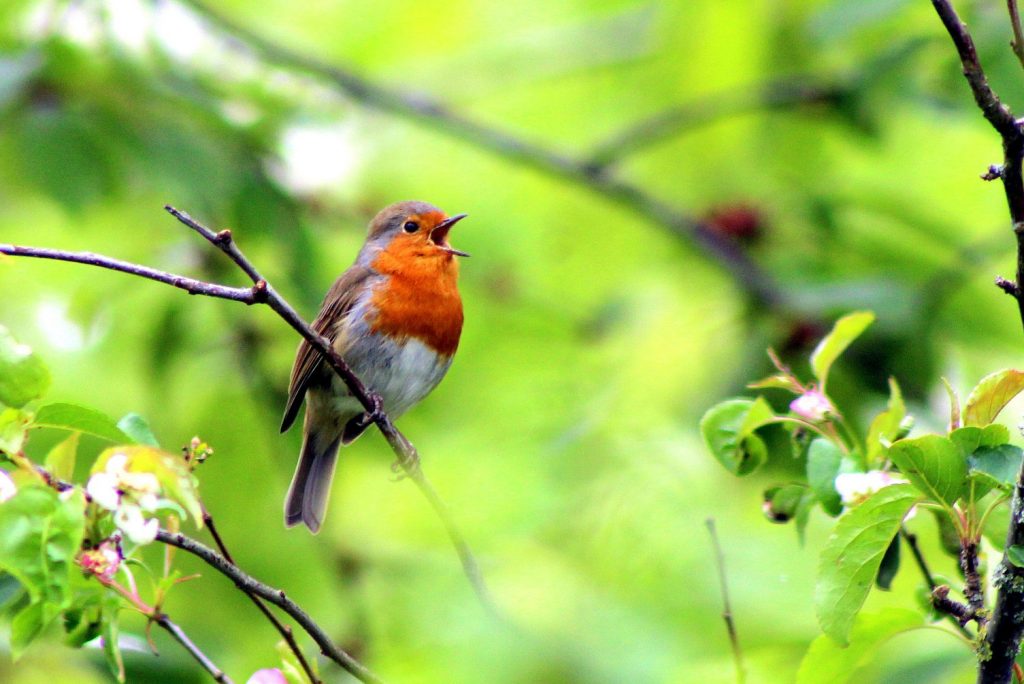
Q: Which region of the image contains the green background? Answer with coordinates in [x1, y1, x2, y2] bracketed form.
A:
[0, 0, 1018, 681]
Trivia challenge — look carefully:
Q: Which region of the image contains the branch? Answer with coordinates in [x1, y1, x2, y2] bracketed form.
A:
[931, 0, 1024, 332]
[92, 569, 233, 683]
[705, 518, 745, 684]
[169, 0, 786, 312]
[1009, 1, 1024, 72]
[202, 503, 320, 684]
[586, 78, 844, 171]
[3, 206, 493, 610]
[981, 460, 1024, 684]
[157, 529, 383, 684]
[155, 614, 234, 684]
[161, 207, 495, 611]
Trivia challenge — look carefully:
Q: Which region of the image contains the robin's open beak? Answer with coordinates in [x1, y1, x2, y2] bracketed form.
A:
[430, 213, 470, 257]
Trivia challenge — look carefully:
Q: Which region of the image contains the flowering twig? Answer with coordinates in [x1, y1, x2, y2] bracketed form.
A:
[88, 568, 233, 684]
[156, 529, 383, 684]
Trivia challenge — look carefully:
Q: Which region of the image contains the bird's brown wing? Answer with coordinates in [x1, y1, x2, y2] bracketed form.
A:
[280, 265, 374, 433]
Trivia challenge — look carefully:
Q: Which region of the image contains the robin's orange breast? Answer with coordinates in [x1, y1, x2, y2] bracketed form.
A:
[368, 240, 463, 357]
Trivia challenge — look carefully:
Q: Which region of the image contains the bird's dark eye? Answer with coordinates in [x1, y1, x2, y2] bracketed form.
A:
[403, 221, 419, 233]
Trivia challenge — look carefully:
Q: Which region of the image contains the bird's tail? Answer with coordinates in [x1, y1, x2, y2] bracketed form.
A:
[284, 425, 342, 534]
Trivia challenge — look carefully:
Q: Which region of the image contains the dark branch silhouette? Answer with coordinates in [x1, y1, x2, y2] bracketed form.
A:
[167, 0, 787, 312]
[930, 2, 1024, 681]
[157, 530, 382, 683]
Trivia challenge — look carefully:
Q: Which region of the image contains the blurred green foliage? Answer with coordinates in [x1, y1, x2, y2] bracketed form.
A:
[2, 0, 1022, 681]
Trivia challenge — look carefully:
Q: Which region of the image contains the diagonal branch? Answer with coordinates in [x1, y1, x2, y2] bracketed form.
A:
[1009, 0, 1024, 73]
[168, 0, 786, 311]
[201, 504, 320, 684]
[155, 613, 234, 684]
[1, 206, 494, 612]
[586, 78, 844, 171]
[156, 529, 382, 684]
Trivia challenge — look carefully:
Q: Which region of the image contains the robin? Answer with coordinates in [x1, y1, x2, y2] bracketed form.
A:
[280, 200, 468, 533]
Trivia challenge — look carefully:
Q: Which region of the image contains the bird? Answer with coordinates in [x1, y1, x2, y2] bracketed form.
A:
[280, 200, 468, 533]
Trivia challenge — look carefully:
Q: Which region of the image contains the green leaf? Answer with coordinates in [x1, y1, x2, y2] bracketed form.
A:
[941, 377, 961, 431]
[797, 608, 923, 684]
[0, 572, 25, 613]
[0, 325, 50, 409]
[278, 638, 318, 684]
[0, 487, 86, 613]
[10, 601, 45, 660]
[101, 592, 124, 683]
[887, 435, 966, 506]
[44, 432, 79, 482]
[815, 484, 919, 645]
[875, 535, 900, 590]
[748, 374, 803, 393]
[116, 413, 159, 447]
[93, 446, 202, 524]
[33, 403, 132, 443]
[700, 398, 776, 476]
[810, 311, 875, 389]
[807, 439, 843, 516]
[983, 502, 1010, 551]
[964, 369, 1024, 427]
[1007, 545, 1024, 568]
[866, 378, 905, 464]
[931, 508, 962, 557]
[968, 445, 1023, 494]
[0, 406, 30, 454]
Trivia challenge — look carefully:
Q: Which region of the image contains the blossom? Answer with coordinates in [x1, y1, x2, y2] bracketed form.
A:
[834, 470, 909, 508]
[790, 389, 834, 422]
[85, 452, 163, 545]
[0, 470, 16, 503]
[247, 669, 288, 684]
[80, 539, 122, 581]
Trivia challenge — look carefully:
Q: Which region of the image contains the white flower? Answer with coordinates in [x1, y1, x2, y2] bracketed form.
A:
[835, 470, 909, 508]
[114, 505, 158, 545]
[0, 470, 16, 502]
[86, 471, 121, 510]
[86, 453, 163, 545]
[790, 389, 834, 422]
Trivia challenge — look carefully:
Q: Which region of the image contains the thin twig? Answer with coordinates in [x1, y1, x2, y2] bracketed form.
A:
[586, 79, 843, 170]
[705, 518, 745, 684]
[2, 206, 494, 611]
[168, 0, 786, 311]
[157, 529, 383, 684]
[1009, 1, 1024, 72]
[162, 206, 494, 609]
[155, 613, 234, 684]
[92, 571, 233, 683]
[202, 503, 321, 684]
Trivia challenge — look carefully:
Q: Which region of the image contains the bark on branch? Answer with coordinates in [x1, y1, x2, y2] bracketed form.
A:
[930, 2, 1024, 682]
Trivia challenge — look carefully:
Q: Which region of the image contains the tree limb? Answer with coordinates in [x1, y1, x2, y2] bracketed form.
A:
[1, 205, 494, 613]
[155, 613, 234, 684]
[156, 530, 382, 683]
[930, 3, 1024, 681]
[168, 0, 786, 312]
[201, 503, 320, 684]
[586, 78, 844, 171]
